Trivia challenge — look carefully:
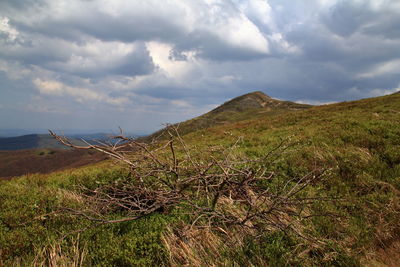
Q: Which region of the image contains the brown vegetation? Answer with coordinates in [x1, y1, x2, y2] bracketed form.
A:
[49, 127, 337, 251]
[0, 149, 107, 180]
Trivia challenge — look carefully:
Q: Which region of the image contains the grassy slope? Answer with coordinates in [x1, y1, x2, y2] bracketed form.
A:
[1, 92, 399, 266]
[184, 92, 400, 264]
[143, 91, 311, 141]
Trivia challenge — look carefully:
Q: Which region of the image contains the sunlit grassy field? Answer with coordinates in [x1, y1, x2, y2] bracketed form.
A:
[1, 93, 399, 266]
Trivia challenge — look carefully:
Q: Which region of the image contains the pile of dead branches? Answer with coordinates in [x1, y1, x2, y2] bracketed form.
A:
[49, 126, 335, 239]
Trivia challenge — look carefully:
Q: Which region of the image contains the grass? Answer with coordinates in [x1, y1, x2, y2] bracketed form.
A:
[1, 92, 400, 266]
[36, 149, 56, 156]
[143, 91, 311, 141]
[0, 163, 179, 266]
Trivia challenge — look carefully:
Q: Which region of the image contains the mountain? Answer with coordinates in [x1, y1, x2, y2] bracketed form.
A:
[144, 91, 311, 141]
[68, 133, 112, 141]
[70, 132, 142, 141]
[0, 149, 107, 180]
[1, 91, 400, 266]
[0, 132, 143, 151]
[0, 129, 48, 138]
[0, 134, 85, 150]
[208, 91, 308, 112]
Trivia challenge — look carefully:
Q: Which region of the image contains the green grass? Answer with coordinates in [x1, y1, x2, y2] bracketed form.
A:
[143, 91, 311, 142]
[183, 93, 400, 264]
[1, 92, 400, 266]
[0, 164, 181, 266]
[35, 149, 56, 156]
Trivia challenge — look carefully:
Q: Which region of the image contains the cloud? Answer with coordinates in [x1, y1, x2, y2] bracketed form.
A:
[357, 59, 400, 79]
[320, 1, 373, 37]
[0, 17, 18, 42]
[368, 87, 399, 97]
[33, 78, 131, 107]
[3, 0, 270, 60]
[0, 30, 155, 79]
[33, 79, 64, 96]
[320, 0, 400, 40]
[49, 41, 155, 78]
[170, 99, 191, 108]
[0, 0, 400, 133]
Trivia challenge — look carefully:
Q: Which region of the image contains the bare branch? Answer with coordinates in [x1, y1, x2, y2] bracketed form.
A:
[48, 127, 339, 243]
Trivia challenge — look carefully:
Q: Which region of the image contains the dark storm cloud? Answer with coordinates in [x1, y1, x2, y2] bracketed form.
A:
[0, 39, 71, 66]
[13, 11, 183, 43]
[3, 0, 269, 62]
[173, 34, 269, 62]
[0, 0, 400, 132]
[0, 22, 156, 80]
[48, 43, 156, 79]
[319, 1, 400, 40]
[0, 0, 46, 11]
[320, 1, 373, 37]
[362, 15, 400, 39]
[111, 49, 155, 77]
[258, 0, 400, 101]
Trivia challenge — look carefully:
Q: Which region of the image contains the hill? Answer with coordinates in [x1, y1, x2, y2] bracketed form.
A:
[0, 134, 110, 178]
[0, 134, 86, 150]
[0, 149, 108, 180]
[144, 91, 311, 141]
[0, 129, 46, 138]
[68, 133, 112, 141]
[0, 132, 140, 151]
[0, 92, 399, 266]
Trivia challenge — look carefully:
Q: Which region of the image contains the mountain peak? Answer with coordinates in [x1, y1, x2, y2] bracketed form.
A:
[244, 90, 271, 98]
[210, 91, 272, 114]
[142, 91, 310, 142]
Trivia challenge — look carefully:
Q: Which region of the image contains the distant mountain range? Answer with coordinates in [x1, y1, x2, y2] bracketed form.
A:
[0, 134, 83, 151]
[0, 129, 48, 138]
[0, 131, 143, 151]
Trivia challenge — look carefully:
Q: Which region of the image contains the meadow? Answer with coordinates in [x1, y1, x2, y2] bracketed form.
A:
[1, 92, 399, 266]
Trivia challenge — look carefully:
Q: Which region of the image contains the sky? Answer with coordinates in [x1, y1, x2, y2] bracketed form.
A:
[0, 0, 399, 134]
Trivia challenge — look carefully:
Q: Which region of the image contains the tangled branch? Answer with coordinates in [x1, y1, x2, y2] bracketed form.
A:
[49, 126, 338, 240]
